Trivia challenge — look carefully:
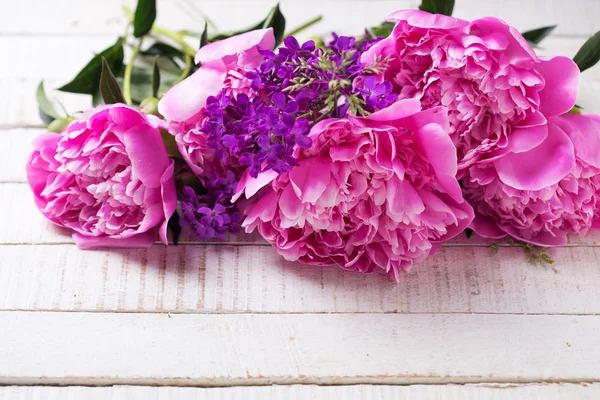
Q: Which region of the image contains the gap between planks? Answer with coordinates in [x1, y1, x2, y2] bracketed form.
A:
[1, 309, 600, 316]
[1, 383, 600, 400]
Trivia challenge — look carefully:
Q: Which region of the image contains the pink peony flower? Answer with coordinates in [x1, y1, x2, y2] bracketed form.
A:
[26, 104, 177, 249]
[158, 28, 275, 178]
[236, 100, 474, 279]
[362, 10, 580, 186]
[464, 113, 600, 246]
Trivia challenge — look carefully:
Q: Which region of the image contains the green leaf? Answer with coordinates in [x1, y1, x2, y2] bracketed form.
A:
[92, 90, 103, 107]
[573, 31, 600, 72]
[128, 66, 180, 103]
[58, 38, 124, 95]
[99, 57, 126, 104]
[368, 21, 395, 38]
[200, 21, 209, 49]
[133, 0, 157, 37]
[141, 42, 185, 61]
[521, 25, 557, 46]
[209, 4, 286, 46]
[36, 81, 60, 125]
[419, 0, 455, 16]
[263, 4, 286, 46]
[151, 57, 161, 98]
[167, 210, 182, 245]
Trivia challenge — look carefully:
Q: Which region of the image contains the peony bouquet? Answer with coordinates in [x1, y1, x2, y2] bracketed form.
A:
[29, 0, 600, 280]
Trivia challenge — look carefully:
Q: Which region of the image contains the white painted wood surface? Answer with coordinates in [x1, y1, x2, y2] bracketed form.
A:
[1, 312, 599, 385]
[1, 0, 600, 398]
[2, 243, 600, 314]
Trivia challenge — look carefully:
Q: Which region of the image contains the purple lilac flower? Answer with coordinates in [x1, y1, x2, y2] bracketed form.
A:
[179, 173, 242, 241]
[358, 76, 398, 112]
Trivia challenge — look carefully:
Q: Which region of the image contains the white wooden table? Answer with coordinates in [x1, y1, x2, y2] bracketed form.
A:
[1, 1, 600, 398]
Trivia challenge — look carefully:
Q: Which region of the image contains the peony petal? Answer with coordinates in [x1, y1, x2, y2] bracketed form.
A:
[122, 124, 170, 188]
[232, 169, 279, 203]
[507, 123, 548, 153]
[242, 190, 278, 229]
[289, 158, 331, 203]
[494, 121, 575, 190]
[73, 229, 157, 249]
[360, 36, 397, 66]
[26, 133, 60, 200]
[387, 10, 469, 29]
[470, 214, 507, 239]
[551, 114, 600, 168]
[195, 28, 275, 64]
[409, 119, 464, 202]
[329, 135, 370, 161]
[158, 62, 226, 122]
[365, 99, 422, 122]
[399, 106, 449, 134]
[537, 56, 580, 117]
[469, 17, 538, 63]
[279, 185, 304, 220]
[374, 129, 396, 171]
[158, 161, 177, 245]
[501, 224, 568, 247]
[386, 177, 424, 221]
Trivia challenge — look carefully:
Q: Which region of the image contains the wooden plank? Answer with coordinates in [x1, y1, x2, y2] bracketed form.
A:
[0, 311, 598, 385]
[1, 243, 600, 314]
[0, 0, 597, 37]
[1, 383, 599, 400]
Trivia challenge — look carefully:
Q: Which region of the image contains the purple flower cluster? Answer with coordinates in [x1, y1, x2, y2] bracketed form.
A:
[200, 33, 395, 179]
[179, 170, 241, 240]
[201, 90, 311, 178]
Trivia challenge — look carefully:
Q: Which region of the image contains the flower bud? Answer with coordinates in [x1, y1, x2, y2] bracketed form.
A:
[140, 96, 160, 116]
[47, 116, 75, 133]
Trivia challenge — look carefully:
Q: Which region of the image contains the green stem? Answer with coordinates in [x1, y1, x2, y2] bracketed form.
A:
[175, 54, 193, 85]
[285, 15, 323, 37]
[152, 25, 197, 58]
[123, 39, 143, 105]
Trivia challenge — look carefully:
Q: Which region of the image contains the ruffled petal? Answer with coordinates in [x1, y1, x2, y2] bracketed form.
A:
[537, 56, 580, 117]
[494, 121, 575, 190]
[551, 113, 600, 168]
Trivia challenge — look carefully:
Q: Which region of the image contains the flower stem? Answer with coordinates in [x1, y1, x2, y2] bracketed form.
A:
[285, 15, 323, 37]
[152, 25, 197, 58]
[175, 54, 193, 85]
[123, 39, 142, 105]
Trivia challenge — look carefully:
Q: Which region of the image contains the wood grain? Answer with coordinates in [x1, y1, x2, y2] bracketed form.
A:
[0, 311, 598, 386]
[1, 383, 599, 400]
[1, 243, 599, 314]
